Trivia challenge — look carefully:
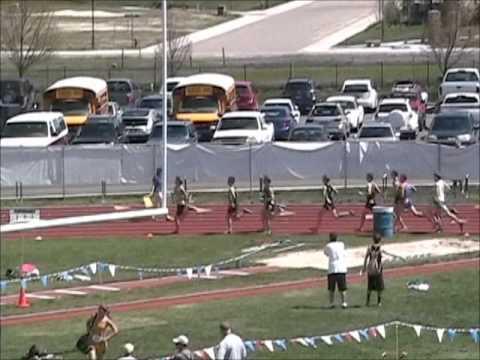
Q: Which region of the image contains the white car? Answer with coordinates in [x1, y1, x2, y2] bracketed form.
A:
[261, 98, 301, 124]
[438, 68, 480, 100]
[1, 112, 69, 147]
[212, 111, 274, 145]
[440, 93, 480, 128]
[326, 95, 364, 130]
[376, 98, 418, 139]
[356, 122, 398, 142]
[341, 79, 378, 112]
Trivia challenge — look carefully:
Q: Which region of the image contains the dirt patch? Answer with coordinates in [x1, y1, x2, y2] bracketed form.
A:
[260, 238, 480, 270]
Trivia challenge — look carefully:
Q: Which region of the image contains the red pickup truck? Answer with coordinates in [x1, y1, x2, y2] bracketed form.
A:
[235, 81, 259, 111]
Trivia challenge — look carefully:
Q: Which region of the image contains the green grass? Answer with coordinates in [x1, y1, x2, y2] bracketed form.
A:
[2, 186, 478, 208]
[342, 22, 426, 46]
[1, 268, 478, 360]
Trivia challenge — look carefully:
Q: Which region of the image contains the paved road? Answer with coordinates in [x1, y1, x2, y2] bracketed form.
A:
[192, 0, 378, 58]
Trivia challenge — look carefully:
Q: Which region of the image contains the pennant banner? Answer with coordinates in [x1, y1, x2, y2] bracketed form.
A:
[321, 335, 332, 345]
[414, 325, 422, 337]
[376, 325, 386, 339]
[274, 339, 287, 351]
[436, 328, 445, 343]
[108, 264, 116, 277]
[262, 340, 274, 352]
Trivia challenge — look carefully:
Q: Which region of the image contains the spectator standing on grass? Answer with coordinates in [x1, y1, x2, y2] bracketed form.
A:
[216, 322, 247, 360]
[171, 335, 194, 360]
[323, 233, 348, 309]
[117, 343, 136, 360]
[360, 233, 384, 307]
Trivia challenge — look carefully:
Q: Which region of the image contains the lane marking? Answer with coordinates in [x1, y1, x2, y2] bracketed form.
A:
[26, 294, 56, 300]
[54, 289, 87, 296]
[219, 270, 250, 276]
[89, 285, 120, 292]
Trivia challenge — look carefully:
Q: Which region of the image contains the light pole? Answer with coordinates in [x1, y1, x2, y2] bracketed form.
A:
[91, 0, 95, 49]
[161, 0, 168, 209]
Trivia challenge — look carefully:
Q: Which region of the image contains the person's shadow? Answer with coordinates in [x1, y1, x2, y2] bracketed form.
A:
[292, 304, 363, 310]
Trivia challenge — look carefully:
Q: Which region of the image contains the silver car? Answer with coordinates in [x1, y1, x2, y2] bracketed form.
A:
[305, 102, 349, 140]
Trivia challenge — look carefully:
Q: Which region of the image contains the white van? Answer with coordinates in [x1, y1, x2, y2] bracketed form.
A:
[0, 112, 69, 147]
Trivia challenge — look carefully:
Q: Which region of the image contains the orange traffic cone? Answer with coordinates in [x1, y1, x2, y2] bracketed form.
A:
[17, 287, 30, 308]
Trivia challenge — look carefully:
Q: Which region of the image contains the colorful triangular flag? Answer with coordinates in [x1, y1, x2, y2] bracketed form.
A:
[205, 265, 212, 277]
[436, 328, 445, 343]
[108, 264, 116, 277]
[89, 262, 97, 274]
[321, 336, 332, 345]
[360, 329, 369, 341]
[186, 268, 193, 280]
[292, 338, 309, 347]
[349, 330, 361, 343]
[244, 341, 256, 352]
[447, 329, 457, 341]
[263, 340, 274, 352]
[274, 339, 287, 351]
[413, 325, 422, 337]
[334, 334, 344, 343]
[376, 325, 386, 339]
[469, 329, 479, 343]
[40, 275, 48, 287]
[193, 350, 206, 360]
[304, 337, 317, 348]
[138, 271, 143, 280]
[203, 347, 215, 360]
[369, 327, 377, 337]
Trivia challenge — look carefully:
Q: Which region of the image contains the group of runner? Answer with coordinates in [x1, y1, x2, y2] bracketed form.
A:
[150, 168, 467, 235]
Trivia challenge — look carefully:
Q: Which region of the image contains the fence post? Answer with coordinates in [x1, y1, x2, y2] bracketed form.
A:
[380, 62, 384, 89]
[412, 56, 416, 80]
[62, 146, 66, 199]
[426, 61, 430, 87]
[121, 48, 125, 68]
[101, 180, 107, 203]
[15, 181, 19, 204]
[343, 141, 348, 190]
[63, 66, 67, 78]
[46, 65, 50, 86]
[289, 63, 293, 79]
[189, 55, 193, 68]
[153, 55, 157, 90]
[437, 143, 442, 174]
[222, 47, 226, 66]
[249, 143, 253, 201]
[243, 64, 247, 81]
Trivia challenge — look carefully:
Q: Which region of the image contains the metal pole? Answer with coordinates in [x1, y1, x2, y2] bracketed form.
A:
[91, 0, 95, 49]
[161, 0, 168, 209]
[249, 143, 253, 200]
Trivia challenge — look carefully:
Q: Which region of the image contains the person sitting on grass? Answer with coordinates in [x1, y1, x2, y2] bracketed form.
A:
[360, 233, 384, 307]
[171, 335, 194, 360]
[323, 232, 348, 309]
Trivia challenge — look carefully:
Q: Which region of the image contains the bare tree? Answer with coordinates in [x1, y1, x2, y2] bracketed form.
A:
[0, 0, 58, 77]
[158, 13, 192, 77]
[427, 2, 473, 75]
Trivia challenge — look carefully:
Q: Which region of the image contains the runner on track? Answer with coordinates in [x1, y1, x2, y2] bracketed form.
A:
[261, 176, 275, 235]
[357, 173, 382, 232]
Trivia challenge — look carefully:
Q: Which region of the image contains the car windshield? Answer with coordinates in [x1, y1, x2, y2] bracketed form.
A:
[285, 82, 310, 93]
[379, 103, 408, 112]
[311, 106, 339, 116]
[167, 81, 180, 91]
[432, 116, 472, 133]
[0, 81, 22, 104]
[179, 97, 218, 113]
[151, 125, 188, 139]
[107, 81, 131, 93]
[235, 85, 250, 96]
[218, 117, 258, 130]
[334, 101, 354, 110]
[444, 96, 478, 104]
[290, 128, 325, 141]
[139, 98, 163, 109]
[123, 117, 148, 126]
[77, 123, 115, 138]
[1, 122, 48, 138]
[343, 84, 369, 93]
[445, 71, 479, 82]
[262, 108, 288, 119]
[359, 126, 393, 138]
[51, 100, 89, 116]
[391, 92, 417, 100]
[124, 109, 150, 117]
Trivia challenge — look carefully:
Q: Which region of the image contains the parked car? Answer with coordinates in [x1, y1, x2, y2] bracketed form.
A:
[72, 117, 124, 145]
[326, 95, 364, 131]
[262, 98, 300, 123]
[283, 78, 316, 115]
[122, 108, 161, 143]
[438, 68, 480, 100]
[288, 125, 329, 142]
[376, 98, 418, 139]
[212, 111, 274, 145]
[107, 78, 141, 109]
[305, 102, 349, 140]
[0, 78, 38, 133]
[341, 79, 378, 112]
[260, 106, 297, 140]
[137, 95, 172, 114]
[356, 122, 398, 141]
[427, 111, 478, 146]
[0, 112, 68, 147]
[235, 81, 259, 111]
[391, 80, 428, 131]
[147, 121, 198, 145]
[440, 93, 480, 128]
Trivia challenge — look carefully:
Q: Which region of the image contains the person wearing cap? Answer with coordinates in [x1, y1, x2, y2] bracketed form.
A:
[216, 322, 247, 360]
[117, 343, 136, 360]
[172, 335, 194, 360]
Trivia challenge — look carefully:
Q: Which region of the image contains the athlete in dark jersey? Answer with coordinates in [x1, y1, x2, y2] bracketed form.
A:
[226, 176, 239, 234]
[261, 176, 275, 235]
[357, 173, 382, 232]
[315, 176, 354, 232]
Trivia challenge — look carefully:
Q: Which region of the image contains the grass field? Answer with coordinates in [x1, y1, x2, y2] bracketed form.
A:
[342, 22, 426, 46]
[1, 268, 478, 359]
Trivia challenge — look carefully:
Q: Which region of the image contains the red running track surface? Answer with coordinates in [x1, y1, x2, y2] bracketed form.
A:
[1, 204, 479, 239]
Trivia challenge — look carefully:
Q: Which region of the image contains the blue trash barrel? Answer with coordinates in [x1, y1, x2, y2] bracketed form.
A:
[373, 206, 395, 238]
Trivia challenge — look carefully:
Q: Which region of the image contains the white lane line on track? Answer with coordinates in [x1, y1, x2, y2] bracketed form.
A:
[54, 289, 87, 296]
[88, 285, 120, 292]
[26, 294, 56, 300]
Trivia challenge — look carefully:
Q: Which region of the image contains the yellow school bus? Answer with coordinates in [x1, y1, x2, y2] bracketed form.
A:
[43, 77, 109, 130]
[173, 73, 236, 141]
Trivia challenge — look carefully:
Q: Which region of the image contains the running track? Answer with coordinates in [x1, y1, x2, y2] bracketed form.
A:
[1, 258, 478, 327]
[1, 204, 479, 239]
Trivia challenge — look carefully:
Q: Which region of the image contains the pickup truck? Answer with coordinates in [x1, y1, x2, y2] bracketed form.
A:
[440, 93, 480, 128]
[212, 111, 274, 145]
[438, 68, 480, 100]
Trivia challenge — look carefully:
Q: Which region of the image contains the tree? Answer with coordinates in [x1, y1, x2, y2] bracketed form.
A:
[157, 13, 192, 77]
[0, 0, 58, 77]
[426, 2, 473, 76]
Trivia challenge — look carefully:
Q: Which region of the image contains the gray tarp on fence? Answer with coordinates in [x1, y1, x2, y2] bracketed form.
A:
[1, 142, 479, 198]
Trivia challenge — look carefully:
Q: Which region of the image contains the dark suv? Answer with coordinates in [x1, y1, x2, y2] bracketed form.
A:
[283, 78, 316, 115]
[0, 78, 37, 133]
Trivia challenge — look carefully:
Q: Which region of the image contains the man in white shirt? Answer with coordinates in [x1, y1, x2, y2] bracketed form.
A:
[216, 322, 247, 360]
[430, 173, 465, 233]
[323, 233, 348, 309]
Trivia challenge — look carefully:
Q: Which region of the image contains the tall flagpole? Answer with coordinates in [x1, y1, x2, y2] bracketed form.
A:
[162, 0, 168, 209]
